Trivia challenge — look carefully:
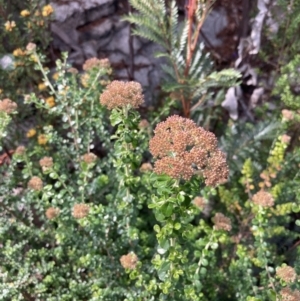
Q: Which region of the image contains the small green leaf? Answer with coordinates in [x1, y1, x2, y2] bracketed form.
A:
[110, 109, 123, 126]
[157, 261, 170, 281]
[157, 239, 170, 255]
[161, 203, 173, 217]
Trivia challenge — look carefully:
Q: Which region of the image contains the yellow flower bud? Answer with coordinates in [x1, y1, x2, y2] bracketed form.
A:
[42, 5, 54, 17]
[20, 10, 30, 17]
[26, 128, 36, 138]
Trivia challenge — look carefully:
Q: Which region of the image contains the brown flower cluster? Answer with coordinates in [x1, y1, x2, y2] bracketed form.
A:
[280, 287, 300, 301]
[83, 57, 111, 71]
[281, 134, 291, 144]
[26, 42, 36, 52]
[82, 153, 97, 164]
[72, 203, 90, 219]
[212, 213, 232, 231]
[193, 196, 206, 210]
[138, 119, 150, 129]
[100, 80, 144, 110]
[252, 190, 274, 207]
[120, 252, 138, 270]
[28, 176, 43, 191]
[15, 145, 25, 155]
[45, 207, 60, 220]
[39, 156, 53, 171]
[276, 265, 297, 283]
[149, 115, 229, 186]
[140, 162, 153, 172]
[282, 109, 294, 121]
[0, 98, 17, 114]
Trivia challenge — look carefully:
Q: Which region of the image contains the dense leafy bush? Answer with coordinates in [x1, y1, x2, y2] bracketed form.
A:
[1, 1, 300, 301]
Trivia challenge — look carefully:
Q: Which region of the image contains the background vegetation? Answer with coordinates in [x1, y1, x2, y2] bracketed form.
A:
[1, 0, 300, 300]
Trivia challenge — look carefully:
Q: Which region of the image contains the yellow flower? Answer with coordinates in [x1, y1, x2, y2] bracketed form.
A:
[38, 134, 48, 145]
[42, 5, 54, 17]
[4, 21, 16, 32]
[38, 83, 47, 91]
[13, 48, 25, 57]
[27, 22, 31, 29]
[45, 96, 55, 108]
[20, 10, 30, 17]
[52, 72, 59, 81]
[26, 128, 36, 138]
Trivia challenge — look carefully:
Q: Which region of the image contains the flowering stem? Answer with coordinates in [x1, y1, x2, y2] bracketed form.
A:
[33, 51, 58, 98]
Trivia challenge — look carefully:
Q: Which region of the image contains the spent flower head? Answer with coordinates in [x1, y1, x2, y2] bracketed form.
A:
[100, 80, 144, 110]
[83, 57, 111, 71]
[149, 115, 228, 186]
[39, 157, 53, 171]
[14, 146, 25, 156]
[0, 98, 17, 114]
[193, 197, 206, 210]
[28, 176, 43, 191]
[140, 162, 153, 172]
[280, 287, 300, 301]
[72, 203, 90, 219]
[26, 43, 36, 52]
[45, 207, 60, 220]
[212, 213, 232, 231]
[252, 190, 274, 207]
[120, 253, 138, 270]
[282, 109, 294, 121]
[276, 265, 297, 283]
[82, 153, 97, 164]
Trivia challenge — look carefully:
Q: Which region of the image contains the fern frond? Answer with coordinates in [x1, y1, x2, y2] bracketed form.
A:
[170, 0, 179, 49]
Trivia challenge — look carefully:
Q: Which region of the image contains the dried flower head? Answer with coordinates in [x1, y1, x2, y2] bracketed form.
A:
[45, 207, 60, 220]
[138, 119, 150, 129]
[120, 253, 138, 270]
[282, 109, 294, 121]
[82, 153, 97, 164]
[26, 43, 36, 52]
[212, 213, 232, 231]
[39, 156, 53, 171]
[67, 67, 79, 74]
[83, 57, 111, 71]
[100, 80, 144, 110]
[281, 134, 291, 144]
[140, 162, 153, 172]
[72, 203, 90, 219]
[252, 190, 274, 207]
[15, 146, 25, 155]
[193, 197, 206, 210]
[149, 115, 229, 186]
[28, 176, 43, 191]
[280, 288, 300, 301]
[0, 98, 17, 114]
[276, 265, 297, 283]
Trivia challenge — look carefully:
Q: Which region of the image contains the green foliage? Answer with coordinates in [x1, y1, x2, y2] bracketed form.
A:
[274, 55, 300, 109]
[1, 1, 300, 300]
